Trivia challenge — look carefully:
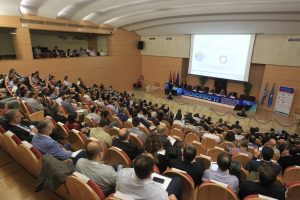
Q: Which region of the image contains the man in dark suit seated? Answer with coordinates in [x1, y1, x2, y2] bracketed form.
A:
[277, 145, 300, 172]
[112, 128, 141, 160]
[169, 144, 204, 186]
[238, 164, 286, 200]
[246, 146, 282, 177]
[5, 109, 37, 142]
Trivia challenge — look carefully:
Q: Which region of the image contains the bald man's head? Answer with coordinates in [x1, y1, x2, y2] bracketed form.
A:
[86, 141, 103, 160]
[119, 128, 130, 141]
[269, 139, 277, 147]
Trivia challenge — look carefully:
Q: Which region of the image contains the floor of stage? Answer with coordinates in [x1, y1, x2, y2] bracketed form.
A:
[145, 89, 297, 126]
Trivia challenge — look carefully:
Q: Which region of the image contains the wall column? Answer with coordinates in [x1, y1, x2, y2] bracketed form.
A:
[13, 27, 33, 60]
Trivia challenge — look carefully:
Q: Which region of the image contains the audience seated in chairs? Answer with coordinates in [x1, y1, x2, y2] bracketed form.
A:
[32, 119, 86, 164]
[5, 109, 37, 142]
[246, 146, 282, 178]
[50, 104, 67, 124]
[116, 107, 128, 123]
[229, 140, 253, 158]
[128, 117, 147, 142]
[238, 164, 286, 200]
[23, 91, 44, 113]
[202, 127, 221, 144]
[89, 119, 112, 148]
[202, 152, 239, 192]
[112, 128, 141, 160]
[278, 145, 300, 172]
[65, 113, 81, 131]
[144, 134, 172, 173]
[86, 105, 100, 124]
[76, 141, 117, 196]
[156, 125, 172, 151]
[116, 153, 182, 200]
[170, 144, 205, 186]
[1, 69, 300, 199]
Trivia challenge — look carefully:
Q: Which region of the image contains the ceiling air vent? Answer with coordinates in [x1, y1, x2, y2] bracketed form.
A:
[148, 37, 156, 40]
[288, 38, 300, 42]
[67, 24, 84, 28]
[45, 21, 66, 27]
[166, 37, 173, 40]
[20, 18, 45, 25]
[85, 25, 99, 29]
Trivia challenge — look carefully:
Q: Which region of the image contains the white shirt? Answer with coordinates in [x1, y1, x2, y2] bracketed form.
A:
[116, 168, 169, 200]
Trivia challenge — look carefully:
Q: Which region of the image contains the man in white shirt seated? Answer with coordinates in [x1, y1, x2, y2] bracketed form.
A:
[202, 127, 221, 144]
[116, 153, 182, 200]
[76, 141, 117, 196]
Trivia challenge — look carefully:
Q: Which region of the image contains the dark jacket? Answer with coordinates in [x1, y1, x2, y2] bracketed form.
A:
[6, 121, 33, 142]
[169, 158, 205, 185]
[112, 138, 140, 160]
[246, 159, 282, 176]
[277, 155, 300, 172]
[238, 181, 286, 200]
[36, 154, 75, 191]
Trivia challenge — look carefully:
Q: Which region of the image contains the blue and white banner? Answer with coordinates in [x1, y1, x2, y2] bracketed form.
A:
[177, 89, 257, 108]
[274, 86, 295, 115]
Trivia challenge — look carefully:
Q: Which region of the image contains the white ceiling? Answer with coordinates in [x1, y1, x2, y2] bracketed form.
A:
[1, 0, 300, 35]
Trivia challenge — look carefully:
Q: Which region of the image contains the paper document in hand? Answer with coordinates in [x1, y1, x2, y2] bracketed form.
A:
[71, 149, 83, 158]
[210, 162, 218, 171]
[158, 149, 166, 156]
[151, 173, 172, 190]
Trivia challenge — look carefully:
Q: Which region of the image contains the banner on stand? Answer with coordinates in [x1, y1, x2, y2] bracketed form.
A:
[274, 86, 295, 115]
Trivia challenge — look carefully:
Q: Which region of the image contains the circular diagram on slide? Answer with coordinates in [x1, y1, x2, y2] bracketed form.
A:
[195, 52, 204, 61]
[219, 55, 228, 64]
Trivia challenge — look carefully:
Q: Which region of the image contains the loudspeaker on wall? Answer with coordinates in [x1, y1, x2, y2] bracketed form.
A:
[138, 41, 144, 50]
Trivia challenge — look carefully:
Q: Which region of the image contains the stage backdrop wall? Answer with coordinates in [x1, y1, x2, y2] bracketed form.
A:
[258, 65, 300, 114]
[141, 55, 182, 88]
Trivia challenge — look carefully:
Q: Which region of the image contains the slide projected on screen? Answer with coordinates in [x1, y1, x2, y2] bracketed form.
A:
[189, 34, 255, 81]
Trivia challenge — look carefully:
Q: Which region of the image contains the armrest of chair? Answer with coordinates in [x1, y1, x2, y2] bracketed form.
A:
[28, 111, 44, 121]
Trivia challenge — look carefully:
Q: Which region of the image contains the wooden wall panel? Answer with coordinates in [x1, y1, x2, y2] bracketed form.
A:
[258, 65, 300, 114]
[142, 56, 182, 87]
[111, 29, 141, 56]
[0, 16, 20, 27]
[16, 28, 33, 60]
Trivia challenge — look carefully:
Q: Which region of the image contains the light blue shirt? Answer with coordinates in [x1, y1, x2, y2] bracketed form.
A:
[202, 168, 239, 192]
